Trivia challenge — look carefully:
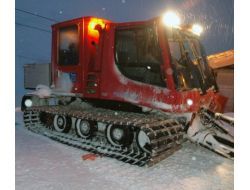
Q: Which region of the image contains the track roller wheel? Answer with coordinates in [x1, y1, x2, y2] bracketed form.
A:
[106, 125, 133, 147]
[136, 130, 152, 154]
[53, 115, 71, 133]
[75, 119, 97, 138]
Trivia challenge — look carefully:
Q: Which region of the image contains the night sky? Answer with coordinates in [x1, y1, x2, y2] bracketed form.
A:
[15, 0, 234, 106]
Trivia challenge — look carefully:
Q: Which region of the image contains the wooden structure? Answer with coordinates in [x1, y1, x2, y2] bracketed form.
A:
[207, 50, 234, 112]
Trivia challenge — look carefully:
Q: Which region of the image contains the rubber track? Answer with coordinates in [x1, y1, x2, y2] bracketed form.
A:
[23, 106, 184, 166]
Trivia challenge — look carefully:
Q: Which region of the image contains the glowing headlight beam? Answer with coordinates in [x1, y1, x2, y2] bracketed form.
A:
[162, 11, 180, 28]
[187, 99, 193, 106]
[192, 24, 203, 36]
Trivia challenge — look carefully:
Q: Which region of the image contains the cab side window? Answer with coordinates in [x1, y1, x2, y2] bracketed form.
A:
[115, 26, 165, 87]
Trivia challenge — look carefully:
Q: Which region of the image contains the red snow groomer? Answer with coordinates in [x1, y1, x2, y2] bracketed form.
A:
[22, 11, 234, 166]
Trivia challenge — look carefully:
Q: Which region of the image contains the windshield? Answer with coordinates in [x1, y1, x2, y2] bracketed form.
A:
[166, 28, 217, 93]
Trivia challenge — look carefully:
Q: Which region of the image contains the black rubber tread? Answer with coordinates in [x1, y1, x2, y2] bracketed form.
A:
[23, 105, 185, 166]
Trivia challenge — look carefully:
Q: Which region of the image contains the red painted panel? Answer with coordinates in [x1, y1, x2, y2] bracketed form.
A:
[50, 16, 226, 114]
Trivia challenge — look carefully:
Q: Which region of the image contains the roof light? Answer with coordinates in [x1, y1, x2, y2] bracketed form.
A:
[192, 24, 203, 36]
[162, 11, 181, 28]
[88, 18, 105, 37]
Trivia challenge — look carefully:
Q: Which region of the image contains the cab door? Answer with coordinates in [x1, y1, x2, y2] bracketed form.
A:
[52, 19, 84, 94]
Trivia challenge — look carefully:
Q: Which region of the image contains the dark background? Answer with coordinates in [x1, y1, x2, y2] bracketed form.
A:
[15, 0, 234, 106]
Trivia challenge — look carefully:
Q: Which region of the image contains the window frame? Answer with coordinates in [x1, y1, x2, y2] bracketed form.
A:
[114, 24, 166, 88]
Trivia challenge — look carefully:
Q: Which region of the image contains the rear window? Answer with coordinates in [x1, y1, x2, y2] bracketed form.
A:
[58, 25, 79, 65]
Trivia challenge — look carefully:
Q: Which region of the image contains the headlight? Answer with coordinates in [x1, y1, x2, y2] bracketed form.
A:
[192, 24, 203, 36]
[24, 99, 33, 107]
[187, 98, 193, 106]
[162, 11, 181, 28]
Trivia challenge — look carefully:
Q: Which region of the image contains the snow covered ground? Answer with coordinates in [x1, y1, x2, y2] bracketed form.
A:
[15, 112, 233, 190]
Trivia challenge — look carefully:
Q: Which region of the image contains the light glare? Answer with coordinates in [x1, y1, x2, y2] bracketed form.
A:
[192, 24, 203, 36]
[88, 18, 105, 37]
[162, 11, 180, 28]
[187, 99, 193, 106]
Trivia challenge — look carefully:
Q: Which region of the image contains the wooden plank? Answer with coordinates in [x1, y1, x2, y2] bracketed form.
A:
[207, 50, 234, 69]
